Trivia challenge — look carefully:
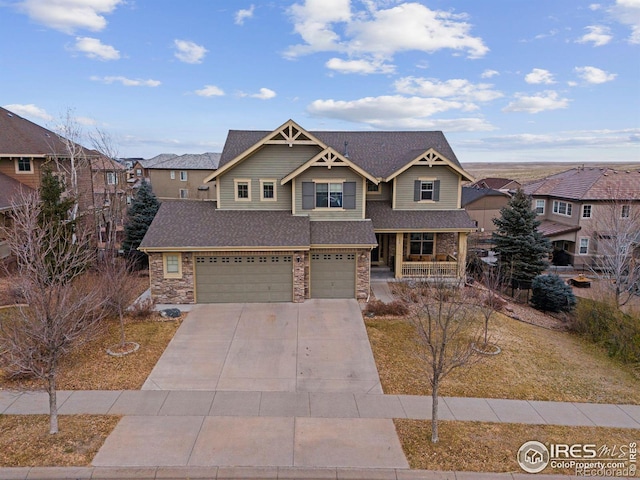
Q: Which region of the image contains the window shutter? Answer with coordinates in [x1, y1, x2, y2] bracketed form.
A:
[343, 182, 356, 209]
[433, 180, 440, 202]
[414, 180, 421, 202]
[302, 182, 314, 210]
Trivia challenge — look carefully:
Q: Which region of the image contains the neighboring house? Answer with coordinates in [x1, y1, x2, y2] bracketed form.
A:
[469, 177, 521, 192]
[131, 154, 176, 182]
[523, 167, 640, 267]
[0, 106, 103, 254]
[146, 152, 220, 201]
[461, 186, 511, 245]
[139, 119, 476, 304]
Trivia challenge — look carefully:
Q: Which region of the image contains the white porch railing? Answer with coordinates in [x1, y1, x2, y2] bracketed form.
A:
[401, 261, 458, 278]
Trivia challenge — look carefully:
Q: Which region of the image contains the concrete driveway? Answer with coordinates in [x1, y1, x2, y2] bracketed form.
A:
[93, 299, 408, 469]
[142, 299, 383, 393]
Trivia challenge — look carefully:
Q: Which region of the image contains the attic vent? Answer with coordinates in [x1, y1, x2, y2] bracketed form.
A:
[7, 113, 13, 117]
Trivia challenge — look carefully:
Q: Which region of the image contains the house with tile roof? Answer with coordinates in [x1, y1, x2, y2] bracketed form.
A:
[523, 167, 640, 267]
[469, 177, 521, 192]
[461, 186, 511, 243]
[139, 119, 477, 304]
[144, 152, 220, 201]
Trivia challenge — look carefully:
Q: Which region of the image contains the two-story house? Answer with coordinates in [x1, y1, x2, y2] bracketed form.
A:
[524, 167, 640, 267]
[145, 152, 220, 201]
[139, 119, 477, 304]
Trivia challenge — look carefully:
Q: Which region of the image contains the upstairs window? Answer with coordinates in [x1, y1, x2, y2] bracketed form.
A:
[170, 171, 175, 180]
[180, 171, 188, 181]
[260, 180, 276, 201]
[420, 181, 434, 200]
[106, 172, 118, 185]
[582, 205, 592, 218]
[302, 181, 356, 210]
[15, 157, 33, 173]
[366, 180, 380, 193]
[136, 168, 142, 177]
[552, 200, 572, 217]
[621, 205, 630, 218]
[413, 180, 440, 202]
[234, 179, 251, 201]
[535, 199, 545, 215]
[315, 182, 343, 208]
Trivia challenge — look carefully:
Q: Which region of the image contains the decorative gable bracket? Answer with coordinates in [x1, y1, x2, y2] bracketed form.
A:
[265, 123, 316, 147]
[416, 150, 446, 167]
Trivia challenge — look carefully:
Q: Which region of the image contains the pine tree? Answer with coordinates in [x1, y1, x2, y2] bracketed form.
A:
[492, 189, 551, 287]
[123, 181, 160, 266]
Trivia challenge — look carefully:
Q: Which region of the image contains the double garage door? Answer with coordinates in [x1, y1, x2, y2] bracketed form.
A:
[194, 252, 356, 303]
[195, 255, 293, 303]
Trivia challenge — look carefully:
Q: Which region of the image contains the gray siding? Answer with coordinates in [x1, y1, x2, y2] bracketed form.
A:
[218, 144, 321, 210]
[394, 165, 459, 210]
[294, 167, 364, 220]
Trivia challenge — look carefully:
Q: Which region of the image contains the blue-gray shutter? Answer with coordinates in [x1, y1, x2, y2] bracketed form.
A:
[433, 180, 440, 202]
[302, 182, 314, 210]
[414, 180, 421, 202]
[343, 182, 356, 209]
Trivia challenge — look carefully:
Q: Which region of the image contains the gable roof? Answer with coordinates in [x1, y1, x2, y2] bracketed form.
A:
[366, 201, 476, 231]
[470, 177, 520, 190]
[523, 167, 640, 201]
[0, 172, 34, 211]
[210, 119, 473, 183]
[137, 153, 177, 168]
[0, 107, 95, 158]
[148, 152, 221, 170]
[461, 186, 510, 207]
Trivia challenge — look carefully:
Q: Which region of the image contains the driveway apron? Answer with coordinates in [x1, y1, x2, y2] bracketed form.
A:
[93, 299, 408, 469]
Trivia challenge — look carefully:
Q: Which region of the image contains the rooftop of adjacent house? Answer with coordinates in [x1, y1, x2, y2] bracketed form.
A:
[0, 107, 95, 158]
[524, 167, 640, 201]
[470, 177, 520, 190]
[0, 173, 34, 210]
[219, 129, 462, 179]
[461, 186, 510, 207]
[149, 152, 221, 170]
[137, 153, 177, 168]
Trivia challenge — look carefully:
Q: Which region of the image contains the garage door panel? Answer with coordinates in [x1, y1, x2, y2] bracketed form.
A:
[195, 255, 293, 303]
[310, 252, 356, 299]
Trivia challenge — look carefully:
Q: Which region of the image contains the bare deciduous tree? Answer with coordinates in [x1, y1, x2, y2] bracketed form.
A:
[0, 192, 106, 434]
[586, 193, 640, 309]
[396, 279, 482, 443]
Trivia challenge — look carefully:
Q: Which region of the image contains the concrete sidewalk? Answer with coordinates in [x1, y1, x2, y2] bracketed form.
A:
[2, 389, 639, 428]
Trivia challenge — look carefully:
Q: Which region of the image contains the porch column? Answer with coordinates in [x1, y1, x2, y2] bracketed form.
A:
[457, 232, 468, 278]
[395, 233, 404, 279]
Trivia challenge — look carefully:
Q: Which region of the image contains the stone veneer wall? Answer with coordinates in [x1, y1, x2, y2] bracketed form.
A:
[293, 250, 307, 303]
[148, 252, 195, 304]
[356, 248, 371, 300]
[436, 232, 458, 257]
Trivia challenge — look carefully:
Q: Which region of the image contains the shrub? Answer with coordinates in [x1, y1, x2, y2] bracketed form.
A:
[530, 274, 576, 312]
[364, 299, 409, 317]
[128, 297, 155, 320]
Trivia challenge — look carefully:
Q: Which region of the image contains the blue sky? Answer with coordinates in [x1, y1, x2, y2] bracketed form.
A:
[1, 0, 639, 164]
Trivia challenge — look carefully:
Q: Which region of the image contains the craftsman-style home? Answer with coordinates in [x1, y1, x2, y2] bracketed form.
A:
[140, 119, 477, 304]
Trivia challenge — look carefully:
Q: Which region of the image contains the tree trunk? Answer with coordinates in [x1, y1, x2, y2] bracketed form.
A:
[119, 308, 126, 348]
[431, 380, 439, 443]
[48, 374, 58, 434]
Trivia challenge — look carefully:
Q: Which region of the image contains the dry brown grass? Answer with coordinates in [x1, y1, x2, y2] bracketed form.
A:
[0, 415, 121, 467]
[366, 311, 640, 403]
[1, 313, 181, 390]
[395, 419, 637, 474]
[462, 161, 640, 185]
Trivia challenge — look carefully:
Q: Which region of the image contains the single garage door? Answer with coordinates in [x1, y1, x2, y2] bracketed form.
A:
[311, 252, 356, 298]
[195, 255, 293, 303]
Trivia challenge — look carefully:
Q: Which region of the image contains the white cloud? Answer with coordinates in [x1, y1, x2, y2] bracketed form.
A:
[307, 95, 494, 131]
[575, 66, 617, 83]
[238, 88, 277, 99]
[3, 103, 53, 121]
[235, 5, 255, 25]
[394, 77, 503, 103]
[589, 4, 603, 11]
[76, 116, 97, 126]
[325, 57, 395, 74]
[610, 0, 640, 44]
[90, 76, 161, 87]
[18, 0, 123, 34]
[195, 85, 225, 97]
[481, 69, 499, 79]
[73, 36, 119, 60]
[285, 1, 488, 62]
[174, 39, 207, 64]
[525, 68, 556, 84]
[503, 91, 570, 114]
[577, 25, 612, 46]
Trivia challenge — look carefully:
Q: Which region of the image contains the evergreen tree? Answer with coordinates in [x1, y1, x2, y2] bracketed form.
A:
[123, 181, 160, 266]
[492, 189, 551, 286]
[531, 274, 576, 312]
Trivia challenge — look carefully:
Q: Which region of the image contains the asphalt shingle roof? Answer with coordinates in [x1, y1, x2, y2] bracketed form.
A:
[310, 220, 377, 246]
[461, 186, 509, 207]
[366, 201, 477, 231]
[219, 129, 462, 179]
[0, 173, 34, 210]
[150, 152, 221, 170]
[523, 167, 640, 201]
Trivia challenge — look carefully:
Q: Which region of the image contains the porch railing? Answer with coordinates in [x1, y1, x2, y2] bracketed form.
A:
[401, 260, 458, 278]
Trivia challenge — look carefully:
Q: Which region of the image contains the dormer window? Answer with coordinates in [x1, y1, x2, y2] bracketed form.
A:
[367, 180, 380, 193]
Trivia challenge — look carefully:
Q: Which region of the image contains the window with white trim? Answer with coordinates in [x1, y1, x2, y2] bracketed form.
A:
[420, 181, 434, 200]
[136, 168, 142, 177]
[260, 179, 276, 201]
[15, 157, 33, 174]
[535, 199, 545, 215]
[106, 172, 118, 185]
[163, 253, 182, 278]
[621, 205, 630, 218]
[552, 200, 573, 217]
[180, 171, 188, 181]
[315, 182, 342, 208]
[170, 171, 175, 180]
[234, 179, 251, 201]
[582, 204, 592, 218]
[366, 180, 380, 194]
[578, 237, 589, 255]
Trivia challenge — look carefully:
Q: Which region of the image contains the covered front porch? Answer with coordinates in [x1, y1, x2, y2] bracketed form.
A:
[372, 231, 468, 279]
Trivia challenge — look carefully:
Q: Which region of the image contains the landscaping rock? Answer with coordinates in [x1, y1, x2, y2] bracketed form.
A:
[160, 308, 181, 318]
